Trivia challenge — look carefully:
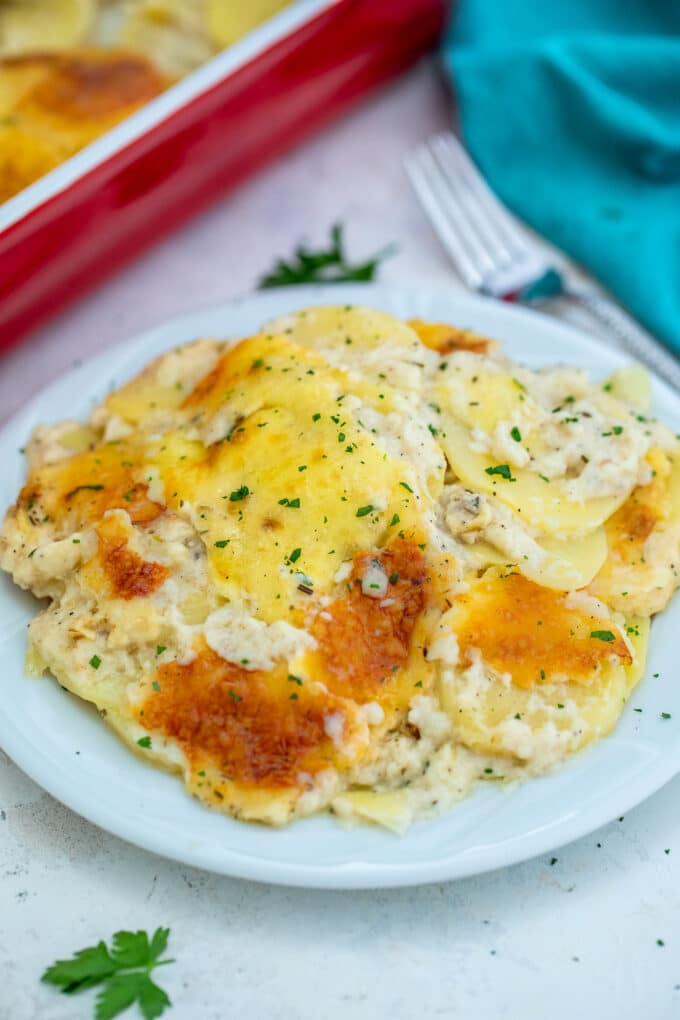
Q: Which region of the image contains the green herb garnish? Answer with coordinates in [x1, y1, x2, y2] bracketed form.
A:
[258, 224, 395, 288]
[229, 485, 249, 502]
[65, 484, 104, 500]
[590, 630, 615, 642]
[41, 927, 173, 1019]
[485, 464, 514, 481]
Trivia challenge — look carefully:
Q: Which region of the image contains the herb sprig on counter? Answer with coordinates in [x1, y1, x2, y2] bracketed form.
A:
[258, 223, 395, 288]
[42, 928, 174, 1019]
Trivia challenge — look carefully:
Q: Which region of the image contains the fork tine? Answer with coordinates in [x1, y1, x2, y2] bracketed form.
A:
[430, 134, 534, 261]
[429, 135, 517, 268]
[405, 151, 485, 289]
[416, 142, 503, 280]
[407, 146, 506, 286]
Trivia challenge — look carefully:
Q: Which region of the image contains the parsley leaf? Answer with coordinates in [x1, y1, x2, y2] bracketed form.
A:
[258, 223, 395, 288]
[228, 485, 249, 502]
[590, 630, 615, 642]
[485, 464, 514, 481]
[42, 928, 174, 1019]
[65, 484, 105, 500]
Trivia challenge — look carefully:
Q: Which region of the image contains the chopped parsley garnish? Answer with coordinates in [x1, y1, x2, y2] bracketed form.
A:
[228, 688, 242, 704]
[137, 736, 151, 749]
[312, 413, 321, 421]
[661, 712, 672, 720]
[590, 630, 616, 642]
[288, 675, 303, 686]
[214, 539, 230, 548]
[510, 427, 522, 442]
[338, 432, 346, 443]
[89, 655, 101, 670]
[156, 646, 166, 656]
[356, 505, 374, 517]
[389, 513, 400, 526]
[65, 484, 104, 500]
[257, 223, 395, 288]
[399, 482, 413, 493]
[288, 547, 302, 563]
[278, 497, 300, 508]
[41, 927, 174, 1019]
[229, 485, 249, 502]
[389, 573, 400, 585]
[152, 681, 161, 692]
[485, 464, 514, 481]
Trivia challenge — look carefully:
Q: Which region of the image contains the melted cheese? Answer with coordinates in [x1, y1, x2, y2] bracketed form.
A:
[438, 572, 641, 763]
[450, 570, 631, 688]
[590, 448, 680, 615]
[0, 50, 167, 202]
[149, 338, 427, 622]
[15, 434, 163, 539]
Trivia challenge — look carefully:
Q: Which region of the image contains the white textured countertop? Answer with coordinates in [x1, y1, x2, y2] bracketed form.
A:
[1, 59, 679, 1020]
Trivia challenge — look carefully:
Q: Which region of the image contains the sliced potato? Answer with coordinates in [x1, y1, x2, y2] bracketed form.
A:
[332, 789, 411, 834]
[438, 418, 625, 533]
[438, 605, 645, 766]
[120, 0, 215, 76]
[463, 526, 608, 592]
[266, 304, 423, 360]
[0, 0, 94, 56]
[205, 0, 290, 49]
[602, 364, 651, 413]
[590, 449, 680, 616]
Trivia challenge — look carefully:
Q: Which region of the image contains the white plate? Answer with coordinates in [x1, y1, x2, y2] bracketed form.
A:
[2, 284, 680, 889]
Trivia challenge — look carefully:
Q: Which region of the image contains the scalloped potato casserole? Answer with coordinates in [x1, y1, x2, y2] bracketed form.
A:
[2, 305, 679, 831]
[0, 0, 290, 202]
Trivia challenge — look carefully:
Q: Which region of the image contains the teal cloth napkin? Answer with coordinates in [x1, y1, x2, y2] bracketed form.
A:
[443, 1, 680, 351]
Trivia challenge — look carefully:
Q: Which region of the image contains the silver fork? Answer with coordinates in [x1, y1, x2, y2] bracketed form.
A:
[406, 132, 680, 392]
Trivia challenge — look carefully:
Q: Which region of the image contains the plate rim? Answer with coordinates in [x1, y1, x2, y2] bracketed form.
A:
[2, 282, 680, 889]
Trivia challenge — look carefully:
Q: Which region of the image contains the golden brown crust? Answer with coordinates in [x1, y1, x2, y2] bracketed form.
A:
[454, 572, 632, 689]
[309, 539, 429, 706]
[96, 516, 169, 601]
[0, 49, 167, 201]
[408, 319, 499, 356]
[138, 646, 342, 790]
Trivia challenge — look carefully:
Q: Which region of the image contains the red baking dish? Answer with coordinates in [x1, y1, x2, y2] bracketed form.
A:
[0, 0, 446, 355]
